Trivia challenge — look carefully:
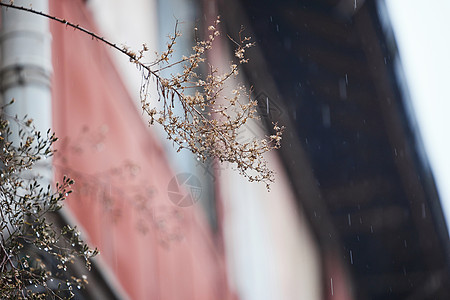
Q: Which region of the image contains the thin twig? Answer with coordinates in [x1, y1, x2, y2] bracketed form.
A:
[0, 2, 158, 78]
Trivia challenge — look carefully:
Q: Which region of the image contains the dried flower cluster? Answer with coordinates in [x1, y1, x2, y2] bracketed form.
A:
[134, 18, 284, 189]
[0, 103, 97, 299]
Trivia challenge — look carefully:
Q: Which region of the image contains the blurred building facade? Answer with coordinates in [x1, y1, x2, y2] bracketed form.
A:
[48, 0, 324, 298]
[1, 0, 449, 299]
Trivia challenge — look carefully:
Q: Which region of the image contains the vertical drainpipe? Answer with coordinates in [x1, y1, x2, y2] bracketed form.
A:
[0, 0, 52, 181]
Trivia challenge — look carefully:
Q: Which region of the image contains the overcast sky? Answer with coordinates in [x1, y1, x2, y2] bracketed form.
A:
[385, 0, 450, 232]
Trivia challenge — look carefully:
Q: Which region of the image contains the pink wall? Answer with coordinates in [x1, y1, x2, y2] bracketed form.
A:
[50, 1, 235, 299]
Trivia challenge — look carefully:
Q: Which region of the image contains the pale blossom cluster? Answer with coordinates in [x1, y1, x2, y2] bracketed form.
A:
[127, 17, 284, 189]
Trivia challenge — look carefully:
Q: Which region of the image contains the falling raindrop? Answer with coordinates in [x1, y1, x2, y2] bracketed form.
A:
[348, 213, 352, 226]
[349, 250, 353, 264]
[330, 277, 334, 296]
